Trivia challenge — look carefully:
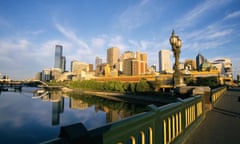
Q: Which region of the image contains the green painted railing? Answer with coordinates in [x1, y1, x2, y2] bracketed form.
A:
[43, 86, 228, 144]
[50, 95, 205, 144]
[211, 86, 226, 104]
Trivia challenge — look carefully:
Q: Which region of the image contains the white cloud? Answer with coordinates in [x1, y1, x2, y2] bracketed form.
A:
[176, 0, 230, 29]
[54, 22, 90, 51]
[179, 20, 233, 52]
[26, 29, 45, 36]
[224, 10, 240, 20]
[0, 39, 29, 55]
[91, 37, 105, 49]
[108, 35, 128, 52]
[116, 0, 159, 30]
[207, 29, 233, 39]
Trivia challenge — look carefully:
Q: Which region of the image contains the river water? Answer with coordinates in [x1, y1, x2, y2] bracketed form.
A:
[0, 87, 146, 144]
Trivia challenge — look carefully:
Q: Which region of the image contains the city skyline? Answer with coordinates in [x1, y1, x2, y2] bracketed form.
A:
[0, 0, 239, 80]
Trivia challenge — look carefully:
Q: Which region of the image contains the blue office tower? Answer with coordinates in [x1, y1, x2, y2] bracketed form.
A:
[54, 45, 63, 71]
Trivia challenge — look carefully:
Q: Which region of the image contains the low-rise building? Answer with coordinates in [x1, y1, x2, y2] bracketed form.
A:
[211, 58, 232, 78]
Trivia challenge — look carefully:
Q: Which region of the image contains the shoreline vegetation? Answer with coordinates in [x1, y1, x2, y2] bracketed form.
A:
[49, 79, 178, 105]
[48, 76, 220, 105]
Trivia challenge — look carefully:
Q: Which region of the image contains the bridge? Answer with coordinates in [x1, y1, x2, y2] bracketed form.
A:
[23, 80, 64, 91]
[0, 81, 23, 91]
[23, 80, 49, 87]
[184, 87, 240, 144]
[41, 85, 239, 144]
[0, 80, 55, 91]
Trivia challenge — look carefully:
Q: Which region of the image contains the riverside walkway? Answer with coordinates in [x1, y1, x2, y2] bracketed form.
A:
[184, 87, 240, 144]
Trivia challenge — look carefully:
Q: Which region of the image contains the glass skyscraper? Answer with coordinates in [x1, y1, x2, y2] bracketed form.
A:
[54, 45, 65, 72]
[196, 53, 205, 71]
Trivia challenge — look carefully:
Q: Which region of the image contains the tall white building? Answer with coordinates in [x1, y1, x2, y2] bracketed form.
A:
[159, 50, 172, 73]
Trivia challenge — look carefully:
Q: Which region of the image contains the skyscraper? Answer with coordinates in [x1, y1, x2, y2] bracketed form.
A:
[95, 56, 102, 68]
[159, 50, 171, 73]
[196, 53, 205, 71]
[54, 45, 65, 72]
[61, 56, 66, 72]
[107, 47, 119, 69]
[54, 45, 63, 69]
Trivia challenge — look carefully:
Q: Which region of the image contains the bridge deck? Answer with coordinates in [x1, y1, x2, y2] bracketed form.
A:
[184, 87, 240, 144]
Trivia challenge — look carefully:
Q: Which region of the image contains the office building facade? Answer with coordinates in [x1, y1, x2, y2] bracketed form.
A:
[95, 56, 102, 67]
[159, 50, 171, 73]
[107, 47, 119, 69]
[211, 58, 232, 78]
[71, 60, 90, 74]
[119, 51, 135, 72]
[54, 45, 65, 72]
[123, 58, 146, 76]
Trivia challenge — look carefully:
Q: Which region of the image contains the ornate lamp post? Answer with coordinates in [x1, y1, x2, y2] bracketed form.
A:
[169, 30, 184, 87]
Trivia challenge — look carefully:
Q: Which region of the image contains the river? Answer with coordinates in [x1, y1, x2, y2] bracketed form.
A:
[0, 87, 147, 144]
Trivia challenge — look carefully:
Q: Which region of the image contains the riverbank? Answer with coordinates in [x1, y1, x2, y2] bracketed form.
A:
[62, 87, 177, 106]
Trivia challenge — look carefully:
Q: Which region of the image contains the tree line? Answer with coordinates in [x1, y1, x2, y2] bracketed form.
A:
[49, 76, 221, 93]
[68, 78, 152, 93]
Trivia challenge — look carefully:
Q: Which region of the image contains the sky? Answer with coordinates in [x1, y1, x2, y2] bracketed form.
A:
[0, 0, 240, 80]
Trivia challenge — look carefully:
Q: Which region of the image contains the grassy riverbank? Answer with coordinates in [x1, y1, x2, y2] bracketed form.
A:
[48, 79, 157, 93]
[48, 79, 178, 105]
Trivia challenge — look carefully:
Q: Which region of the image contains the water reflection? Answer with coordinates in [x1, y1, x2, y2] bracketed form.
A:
[69, 93, 143, 124]
[33, 89, 146, 127]
[0, 87, 147, 143]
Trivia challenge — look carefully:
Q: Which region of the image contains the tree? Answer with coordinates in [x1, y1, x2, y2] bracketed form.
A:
[130, 83, 136, 93]
[154, 77, 161, 91]
[136, 78, 150, 92]
[123, 82, 131, 92]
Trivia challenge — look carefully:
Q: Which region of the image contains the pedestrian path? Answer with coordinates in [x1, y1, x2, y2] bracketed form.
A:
[184, 87, 240, 144]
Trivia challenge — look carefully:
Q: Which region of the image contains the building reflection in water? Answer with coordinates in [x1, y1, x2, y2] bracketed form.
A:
[34, 89, 143, 126]
[34, 90, 64, 126]
[49, 91, 64, 125]
[69, 98, 89, 110]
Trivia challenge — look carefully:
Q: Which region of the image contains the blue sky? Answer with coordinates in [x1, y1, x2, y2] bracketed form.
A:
[0, 0, 239, 80]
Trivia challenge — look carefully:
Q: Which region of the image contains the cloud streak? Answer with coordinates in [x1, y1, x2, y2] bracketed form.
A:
[55, 22, 90, 51]
[116, 0, 160, 31]
[224, 10, 240, 20]
[176, 0, 230, 29]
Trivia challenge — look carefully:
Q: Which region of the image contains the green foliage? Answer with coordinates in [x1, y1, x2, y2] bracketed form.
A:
[123, 82, 131, 92]
[68, 79, 153, 93]
[183, 76, 220, 88]
[196, 77, 219, 88]
[130, 83, 136, 93]
[136, 78, 151, 92]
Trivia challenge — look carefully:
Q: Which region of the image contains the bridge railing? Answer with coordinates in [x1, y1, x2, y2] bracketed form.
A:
[55, 95, 204, 144]
[211, 86, 226, 105]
